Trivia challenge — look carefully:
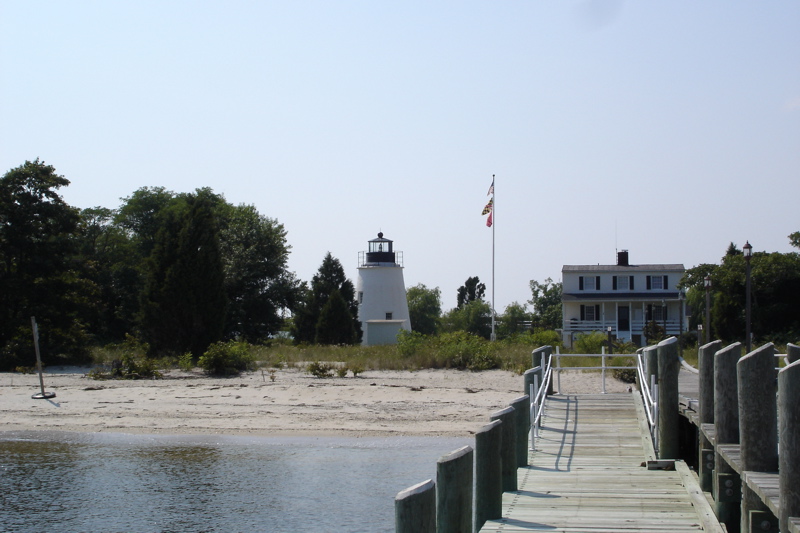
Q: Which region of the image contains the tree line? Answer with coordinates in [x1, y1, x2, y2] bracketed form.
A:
[0, 160, 359, 370]
[4, 160, 794, 371]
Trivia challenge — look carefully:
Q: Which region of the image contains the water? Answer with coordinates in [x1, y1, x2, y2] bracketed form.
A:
[0, 431, 470, 533]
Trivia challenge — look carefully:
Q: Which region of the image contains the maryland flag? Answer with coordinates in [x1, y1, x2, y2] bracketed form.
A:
[482, 198, 493, 227]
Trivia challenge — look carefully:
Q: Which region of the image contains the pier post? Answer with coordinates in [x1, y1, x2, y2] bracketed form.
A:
[436, 446, 473, 533]
[699, 340, 723, 492]
[779, 360, 800, 533]
[714, 342, 742, 531]
[657, 337, 680, 459]
[644, 345, 658, 392]
[490, 406, 518, 492]
[532, 345, 553, 396]
[737, 344, 778, 533]
[475, 420, 503, 532]
[510, 395, 530, 468]
[395, 479, 436, 533]
[787, 343, 799, 364]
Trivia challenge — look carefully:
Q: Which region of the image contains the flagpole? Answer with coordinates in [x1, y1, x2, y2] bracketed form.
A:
[491, 174, 496, 341]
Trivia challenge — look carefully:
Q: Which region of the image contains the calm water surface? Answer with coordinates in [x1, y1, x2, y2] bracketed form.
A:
[0, 431, 470, 533]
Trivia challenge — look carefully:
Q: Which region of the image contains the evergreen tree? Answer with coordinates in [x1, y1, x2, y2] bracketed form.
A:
[315, 290, 356, 344]
[139, 192, 226, 356]
[456, 276, 486, 308]
[0, 160, 92, 369]
[292, 253, 361, 344]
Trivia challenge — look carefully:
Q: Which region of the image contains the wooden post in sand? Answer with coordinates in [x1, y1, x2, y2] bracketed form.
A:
[714, 342, 742, 530]
[475, 419, 503, 532]
[490, 406, 518, 492]
[395, 479, 435, 533]
[436, 446, 473, 533]
[737, 344, 778, 533]
[779, 360, 800, 533]
[698, 340, 722, 492]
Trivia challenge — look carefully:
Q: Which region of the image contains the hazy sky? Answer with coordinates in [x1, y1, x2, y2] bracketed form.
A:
[2, 1, 798, 312]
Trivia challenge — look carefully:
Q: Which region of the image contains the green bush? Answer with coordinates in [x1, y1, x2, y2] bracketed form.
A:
[572, 332, 607, 354]
[435, 331, 500, 370]
[396, 330, 427, 357]
[306, 361, 334, 378]
[88, 335, 162, 380]
[198, 341, 255, 376]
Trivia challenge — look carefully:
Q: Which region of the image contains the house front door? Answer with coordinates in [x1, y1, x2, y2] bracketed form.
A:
[618, 306, 630, 332]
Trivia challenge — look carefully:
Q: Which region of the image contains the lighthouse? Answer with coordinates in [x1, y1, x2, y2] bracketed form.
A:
[356, 232, 412, 345]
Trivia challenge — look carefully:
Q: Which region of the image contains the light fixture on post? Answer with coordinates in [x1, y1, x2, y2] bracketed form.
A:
[743, 241, 753, 352]
[607, 326, 613, 355]
[704, 275, 712, 345]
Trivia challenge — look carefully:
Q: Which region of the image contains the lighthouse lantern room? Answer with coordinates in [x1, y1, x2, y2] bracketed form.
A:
[356, 232, 411, 345]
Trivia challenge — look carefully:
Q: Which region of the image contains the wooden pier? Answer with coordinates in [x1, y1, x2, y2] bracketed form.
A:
[479, 393, 721, 532]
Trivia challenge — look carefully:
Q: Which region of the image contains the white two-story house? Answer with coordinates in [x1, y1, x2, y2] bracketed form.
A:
[561, 251, 687, 348]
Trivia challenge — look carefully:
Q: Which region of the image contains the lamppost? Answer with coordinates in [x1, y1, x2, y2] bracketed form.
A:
[743, 241, 753, 352]
[704, 275, 712, 345]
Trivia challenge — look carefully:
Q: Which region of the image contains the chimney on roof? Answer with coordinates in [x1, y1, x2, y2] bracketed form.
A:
[617, 250, 629, 267]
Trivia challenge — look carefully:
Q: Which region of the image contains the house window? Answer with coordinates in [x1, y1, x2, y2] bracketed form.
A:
[580, 304, 600, 322]
[385, 312, 393, 320]
[647, 275, 668, 290]
[358, 292, 364, 304]
[579, 276, 601, 290]
[614, 276, 630, 290]
[647, 304, 667, 322]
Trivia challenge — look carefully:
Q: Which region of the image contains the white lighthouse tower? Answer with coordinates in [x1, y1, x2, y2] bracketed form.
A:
[356, 232, 412, 345]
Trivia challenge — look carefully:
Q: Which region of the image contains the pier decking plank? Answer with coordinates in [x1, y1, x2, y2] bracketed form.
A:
[479, 394, 723, 533]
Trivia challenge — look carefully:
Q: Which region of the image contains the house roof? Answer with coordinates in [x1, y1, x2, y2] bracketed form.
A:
[562, 264, 685, 272]
[562, 291, 682, 301]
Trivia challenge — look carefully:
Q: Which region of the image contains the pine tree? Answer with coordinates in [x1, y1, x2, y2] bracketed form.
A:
[315, 290, 356, 344]
[140, 192, 226, 356]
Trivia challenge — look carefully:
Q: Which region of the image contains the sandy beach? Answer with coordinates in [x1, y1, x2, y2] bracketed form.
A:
[0, 367, 631, 437]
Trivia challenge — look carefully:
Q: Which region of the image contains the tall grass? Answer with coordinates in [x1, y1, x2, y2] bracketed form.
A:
[85, 329, 723, 377]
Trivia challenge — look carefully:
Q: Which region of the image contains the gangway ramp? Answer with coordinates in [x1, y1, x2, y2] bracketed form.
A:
[480, 393, 722, 532]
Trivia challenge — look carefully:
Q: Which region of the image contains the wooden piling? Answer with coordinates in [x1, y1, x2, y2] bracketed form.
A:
[714, 342, 742, 531]
[737, 343, 778, 533]
[779, 360, 800, 533]
[657, 337, 680, 459]
[490, 406, 518, 492]
[510, 395, 530, 468]
[698, 340, 723, 492]
[395, 479, 436, 533]
[787, 343, 799, 364]
[436, 445, 473, 533]
[644, 345, 658, 392]
[475, 420, 503, 533]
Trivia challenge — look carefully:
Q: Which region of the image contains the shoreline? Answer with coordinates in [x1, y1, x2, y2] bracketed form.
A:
[1, 367, 632, 438]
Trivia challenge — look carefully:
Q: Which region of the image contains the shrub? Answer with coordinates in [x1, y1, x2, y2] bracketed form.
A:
[435, 331, 499, 370]
[178, 352, 195, 371]
[198, 341, 255, 376]
[306, 361, 334, 378]
[348, 363, 364, 377]
[88, 335, 162, 380]
[396, 330, 427, 357]
[572, 332, 607, 354]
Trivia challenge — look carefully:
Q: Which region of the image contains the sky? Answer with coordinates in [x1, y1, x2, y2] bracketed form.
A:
[2, 1, 798, 313]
